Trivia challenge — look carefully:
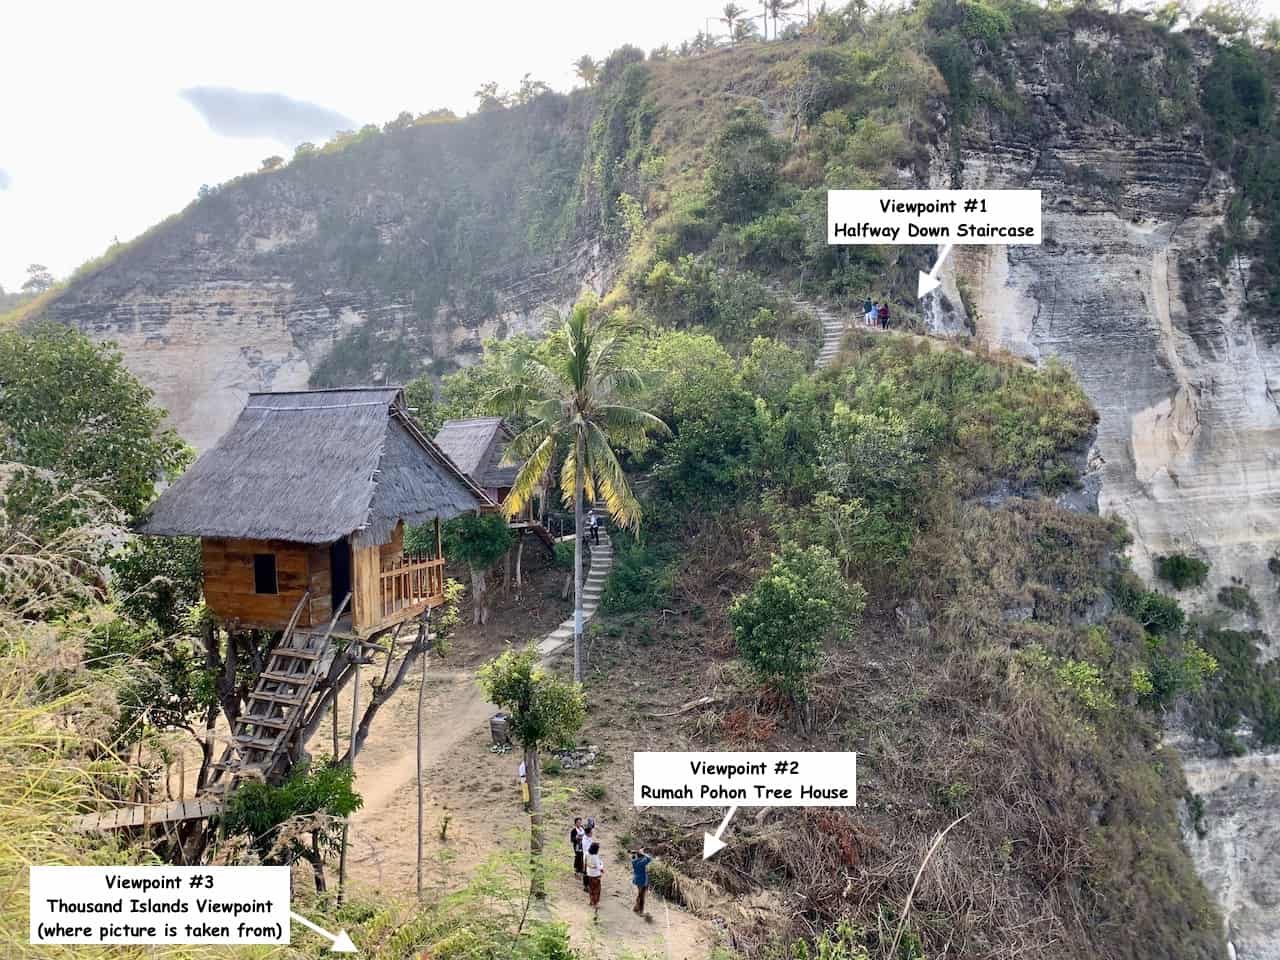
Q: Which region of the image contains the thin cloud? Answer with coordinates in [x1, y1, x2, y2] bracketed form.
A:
[0, 169, 10, 190]
[179, 86, 354, 145]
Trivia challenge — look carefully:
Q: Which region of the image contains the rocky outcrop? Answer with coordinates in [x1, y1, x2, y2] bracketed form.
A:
[41, 96, 610, 450]
[923, 25, 1280, 959]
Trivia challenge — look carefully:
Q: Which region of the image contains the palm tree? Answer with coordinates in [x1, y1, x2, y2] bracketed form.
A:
[767, 0, 801, 38]
[573, 54, 599, 87]
[721, 2, 747, 42]
[491, 304, 669, 682]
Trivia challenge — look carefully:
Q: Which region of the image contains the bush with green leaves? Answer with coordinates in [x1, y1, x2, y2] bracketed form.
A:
[729, 545, 866, 697]
[1113, 575, 1186, 636]
[478, 645, 585, 895]
[219, 761, 361, 889]
[705, 108, 786, 225]
[1154, 553, 1210, 591]
[1191, 627, 1280, 749]
[83, 615, 214, 747]
[601, 536, 676, 614]
[1217, 584, 1261, 618]
[1144, 635, 1218, 707]
[0, 323, 189, 520]
[443, 512, 514, 624]
[108, 535, 203, 634]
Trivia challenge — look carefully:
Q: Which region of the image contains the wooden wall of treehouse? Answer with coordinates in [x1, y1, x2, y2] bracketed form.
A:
[201, 537, 338, 630]
[351, 522, 403, 633]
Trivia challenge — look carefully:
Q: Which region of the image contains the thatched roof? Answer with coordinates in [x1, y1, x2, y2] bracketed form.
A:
[138, 388, 490, 547]
[434, 417, 520, 489]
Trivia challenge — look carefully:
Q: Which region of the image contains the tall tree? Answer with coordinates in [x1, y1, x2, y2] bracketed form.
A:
[478, 645, 585, 899]
[441, 513, 512, 626]
[721, 2, 748, 41]
[491, 304, 669, 682]
[573, 54, 599, 86]
[767, 0, 801, 38]
[0, 323, 189, 519]
[21, 264, 54, 294]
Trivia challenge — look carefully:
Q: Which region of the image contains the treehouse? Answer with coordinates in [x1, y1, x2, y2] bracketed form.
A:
[138, 387, 491, 637]
[434, 417, 521, 506]
[434, 416, 556, 548]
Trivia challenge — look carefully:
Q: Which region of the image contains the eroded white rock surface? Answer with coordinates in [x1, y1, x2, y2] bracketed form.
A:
[924, 27, 1280, 959]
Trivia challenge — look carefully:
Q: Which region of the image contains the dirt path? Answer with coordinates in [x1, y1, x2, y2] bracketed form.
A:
[312, 533, 720, 958]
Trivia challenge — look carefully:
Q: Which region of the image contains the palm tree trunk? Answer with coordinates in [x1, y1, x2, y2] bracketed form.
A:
[573, 430, 585, 683]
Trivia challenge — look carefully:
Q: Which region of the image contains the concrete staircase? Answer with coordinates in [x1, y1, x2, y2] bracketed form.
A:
[537, 501, 613, 657]
[767, 280, 851, 369]
[806, 295, 851, 368]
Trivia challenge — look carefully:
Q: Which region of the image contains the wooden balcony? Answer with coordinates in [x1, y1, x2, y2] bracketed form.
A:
[351, 549, 446, 637]
[379, 554, 445, 622]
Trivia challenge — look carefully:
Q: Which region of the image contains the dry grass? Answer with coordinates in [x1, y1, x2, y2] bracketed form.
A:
[588, 491, 1223, 959]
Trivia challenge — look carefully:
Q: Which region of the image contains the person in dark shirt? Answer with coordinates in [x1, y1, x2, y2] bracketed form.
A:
[569, 817, 585, 876]
[878, 302, 890, 330]
[630, 847, 654, 914]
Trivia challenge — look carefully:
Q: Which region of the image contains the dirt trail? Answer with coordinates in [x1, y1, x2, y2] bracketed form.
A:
[313, 633, 719, 958]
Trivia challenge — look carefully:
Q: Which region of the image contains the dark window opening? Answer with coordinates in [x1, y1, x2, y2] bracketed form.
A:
[253, 554, 278, 595]
[330, 539, 352, 611]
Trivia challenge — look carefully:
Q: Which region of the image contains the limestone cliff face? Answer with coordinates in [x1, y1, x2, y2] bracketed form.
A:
[42, 96, 610, 450]
[922, 25, 1280, 960]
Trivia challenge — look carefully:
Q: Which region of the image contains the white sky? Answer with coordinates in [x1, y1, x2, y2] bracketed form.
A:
[2, 0, 1279, 292]
[0, 0, 733, 291]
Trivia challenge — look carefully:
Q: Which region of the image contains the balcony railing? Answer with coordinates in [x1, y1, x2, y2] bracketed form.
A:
[378, 554, 445, 623]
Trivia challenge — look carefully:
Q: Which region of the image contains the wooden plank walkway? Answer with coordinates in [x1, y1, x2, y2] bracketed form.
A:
[72, 797, 224, 833]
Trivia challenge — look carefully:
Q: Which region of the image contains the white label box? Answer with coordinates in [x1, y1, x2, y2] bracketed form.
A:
[29, 866, 290, 945]
[828, 189, 1041, 245]
[634, 751, 857, 806]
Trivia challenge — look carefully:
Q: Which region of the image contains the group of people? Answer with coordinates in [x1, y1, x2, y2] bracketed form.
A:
[570, 816, 656, 919]
[863, 296, 892, 330]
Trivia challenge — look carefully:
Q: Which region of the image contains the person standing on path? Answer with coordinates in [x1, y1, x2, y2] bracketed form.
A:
[517, 760, 529, 811]
[878, 302, 890, 330]
[570, 817, 585, 877]
[590, 513, 600, 545]
[585, 841, 604, 916]
[863, 296, 874, 327]
[630, 847, 654, 915]
[582, 824, 596, 891]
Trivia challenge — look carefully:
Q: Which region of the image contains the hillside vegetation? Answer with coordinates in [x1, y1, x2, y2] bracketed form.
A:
[5, 1, 1280, 958]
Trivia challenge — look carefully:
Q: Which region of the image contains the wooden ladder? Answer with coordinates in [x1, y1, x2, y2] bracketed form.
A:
[202, 593, 348, 797]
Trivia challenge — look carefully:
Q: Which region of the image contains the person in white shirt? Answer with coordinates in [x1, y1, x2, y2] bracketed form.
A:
[584, 841, 604, 915]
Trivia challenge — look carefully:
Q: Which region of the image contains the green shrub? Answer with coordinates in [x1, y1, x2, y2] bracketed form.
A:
[219, 761, 361, 867]
[1191, 628, 1280, 747]
[1114, 575, 1186, 636]
[960, 0, 1012, 46]
[583, 783, 607, 801]
[730, 545, 867, 697]
[1217, 584, 1260, 618]
[1154, 553, 1210, 590]
[443, 513, 514, 568]
[705, 108, 786, 225]
[601, 537, 675, 613]
[108, 535, 203, 634]
[1146, 637, 1218, 706]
